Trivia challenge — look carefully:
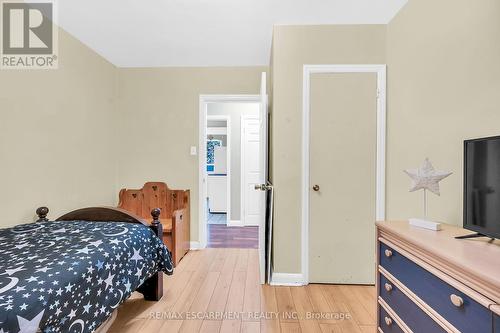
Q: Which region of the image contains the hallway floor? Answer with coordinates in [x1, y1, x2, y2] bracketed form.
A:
[207, 225, 259, 249]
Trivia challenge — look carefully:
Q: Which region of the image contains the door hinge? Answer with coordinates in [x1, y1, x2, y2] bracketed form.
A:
[255, 184, 273, 191]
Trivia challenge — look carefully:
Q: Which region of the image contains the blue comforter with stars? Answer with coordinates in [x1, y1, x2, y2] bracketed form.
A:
[0, 220, 173, 333]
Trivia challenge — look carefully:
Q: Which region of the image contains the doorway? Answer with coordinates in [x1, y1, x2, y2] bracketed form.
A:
[199, 73, 269, 284]
[302, 65, 386, 285]
[204, 104, 260, 249]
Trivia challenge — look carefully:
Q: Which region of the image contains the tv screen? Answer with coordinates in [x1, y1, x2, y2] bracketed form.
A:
[464, 136, 500, 239]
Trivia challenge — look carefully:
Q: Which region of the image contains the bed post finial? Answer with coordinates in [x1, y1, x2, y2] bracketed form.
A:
[36, 207, 49, 222]
[151, 208, 161, 226]
[150, 208, 163, 239]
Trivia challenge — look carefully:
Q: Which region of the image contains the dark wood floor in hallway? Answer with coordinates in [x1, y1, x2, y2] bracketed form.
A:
[208, 224, 258, 248]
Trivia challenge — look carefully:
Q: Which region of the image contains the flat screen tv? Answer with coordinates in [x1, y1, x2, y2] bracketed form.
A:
[463, 135, 500, 239]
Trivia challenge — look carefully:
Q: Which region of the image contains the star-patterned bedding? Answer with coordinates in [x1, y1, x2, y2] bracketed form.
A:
[0, 220, 173, 333]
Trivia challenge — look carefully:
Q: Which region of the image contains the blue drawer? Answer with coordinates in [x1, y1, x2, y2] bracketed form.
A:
[380, 274, 446, 333]
[379, 304, 404, 333]
[495, 314, 499, 333]
[380, 242, 492, 333]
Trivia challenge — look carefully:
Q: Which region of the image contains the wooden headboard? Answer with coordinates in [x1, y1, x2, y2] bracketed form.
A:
[55, 206, 148, 225]
[36, 206, 162, 231]
[36, 206, 163, 239]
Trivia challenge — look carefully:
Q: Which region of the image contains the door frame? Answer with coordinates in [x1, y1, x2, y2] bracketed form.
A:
[206, 114, 231, 222]
[198, 94, 261, 249]
[240, 114, 261, 227]
[301, 64, 387, 284]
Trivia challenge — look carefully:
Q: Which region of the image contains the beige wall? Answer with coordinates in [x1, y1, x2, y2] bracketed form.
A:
[115, 67, 266, 242]
[5, 0, 498, 278]
[0, 39, 266, 237]
[0, 28, 117, 227]
[385, 0, 500, 225]
[271, 25, 386, 273]
[271, 2, 500, 275]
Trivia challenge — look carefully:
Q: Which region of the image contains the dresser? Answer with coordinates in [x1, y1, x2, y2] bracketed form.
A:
[376, 221, 500, 333]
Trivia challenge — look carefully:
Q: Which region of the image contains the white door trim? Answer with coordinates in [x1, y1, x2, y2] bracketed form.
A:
[301, 64, 387, 284]
[207, 127, 227, 135]
[198, 94, 261, 249]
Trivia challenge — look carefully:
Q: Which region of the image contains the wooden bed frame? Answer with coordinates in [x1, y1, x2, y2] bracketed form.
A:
[35, 206, 164, 301]
[118, 182, 190, 266]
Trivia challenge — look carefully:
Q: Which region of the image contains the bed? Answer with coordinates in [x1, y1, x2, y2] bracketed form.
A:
[0, 206, 172, 333]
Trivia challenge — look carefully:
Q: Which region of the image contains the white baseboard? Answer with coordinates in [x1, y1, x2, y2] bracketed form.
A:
[270, 273, 306, 286]
[190, 241, 202, 250]
[227, 220, 243, 227]
[227, 220, 258, 227]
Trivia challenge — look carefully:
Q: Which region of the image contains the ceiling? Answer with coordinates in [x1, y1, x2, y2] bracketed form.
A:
[51, 0, 407, 67]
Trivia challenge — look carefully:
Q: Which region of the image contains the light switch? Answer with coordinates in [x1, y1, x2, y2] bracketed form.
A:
[190, 146, 197, 156]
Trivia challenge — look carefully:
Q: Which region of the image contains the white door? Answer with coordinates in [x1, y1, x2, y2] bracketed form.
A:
[309, 72, 377, 284]
[256, 72, 268, 284]
[241, 116, 261, 226]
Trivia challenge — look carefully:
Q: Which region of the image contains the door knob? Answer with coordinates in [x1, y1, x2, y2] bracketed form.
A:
[312, 185, 320, 192]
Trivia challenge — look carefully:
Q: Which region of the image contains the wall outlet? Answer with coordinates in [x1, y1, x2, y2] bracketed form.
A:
[190, 146, 197, 156]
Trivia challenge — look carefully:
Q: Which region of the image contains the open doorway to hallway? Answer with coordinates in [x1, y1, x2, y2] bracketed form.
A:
[199, 74, 268, 284]
[204, 102, 260, 249]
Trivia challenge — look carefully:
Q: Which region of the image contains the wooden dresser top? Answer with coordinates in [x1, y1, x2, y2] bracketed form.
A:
[377, 221, 500, 303]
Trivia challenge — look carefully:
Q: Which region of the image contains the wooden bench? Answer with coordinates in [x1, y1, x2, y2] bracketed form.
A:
[118, 182, 190, 266]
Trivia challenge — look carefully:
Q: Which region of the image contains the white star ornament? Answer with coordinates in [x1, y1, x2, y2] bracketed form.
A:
[404, 158, 452, 196]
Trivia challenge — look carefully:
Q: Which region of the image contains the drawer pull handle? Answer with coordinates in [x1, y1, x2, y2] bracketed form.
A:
[384, 249, 393, 257]
[384, 317, 393, 326]
[450, 294, 464, 307]
[384, 283, 393, 292]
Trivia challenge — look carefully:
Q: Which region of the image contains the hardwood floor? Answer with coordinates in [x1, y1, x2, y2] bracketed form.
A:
[109, 248, 376, 333]
[207, 225, 258, 248]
